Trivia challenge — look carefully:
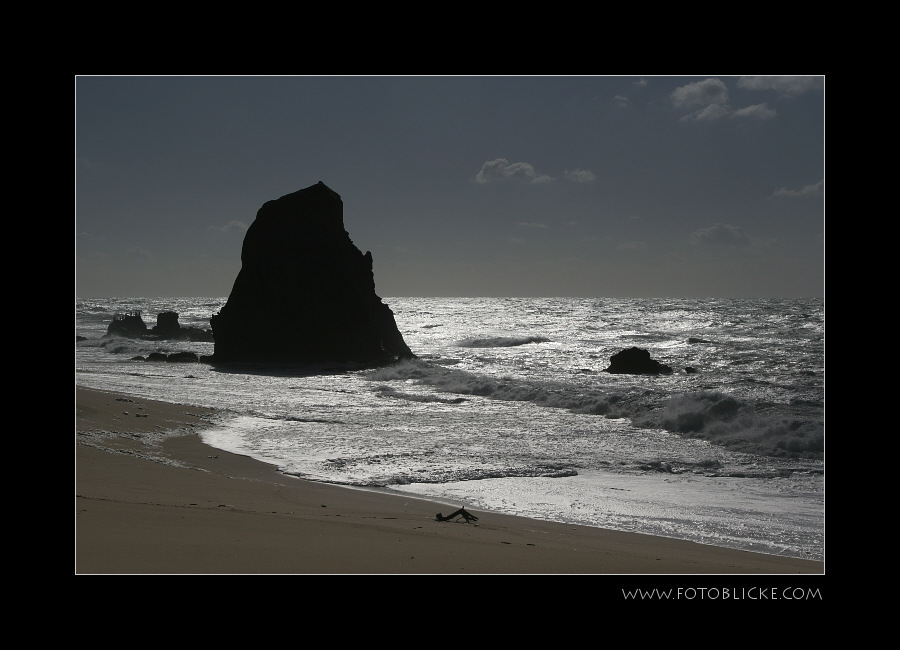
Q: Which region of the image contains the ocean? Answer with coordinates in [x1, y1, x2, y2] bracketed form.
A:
[75, 296, 825, 562]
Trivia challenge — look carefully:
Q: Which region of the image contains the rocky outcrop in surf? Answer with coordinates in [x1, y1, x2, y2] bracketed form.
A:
[131, 351, 200, 363]
[104, 310, 214, 342]
[604, 347, 673, 375]
[209, 181, 415, 365]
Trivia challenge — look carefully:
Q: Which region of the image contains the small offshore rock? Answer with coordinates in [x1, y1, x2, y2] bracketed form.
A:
[604, 347, 673, 375]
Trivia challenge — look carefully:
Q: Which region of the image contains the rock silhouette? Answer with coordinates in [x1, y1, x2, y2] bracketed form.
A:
[210, 182, 415, 365]
[105, 311, 148, 338]
[104, 310, 214, 342]
[604, 347, 673, 375]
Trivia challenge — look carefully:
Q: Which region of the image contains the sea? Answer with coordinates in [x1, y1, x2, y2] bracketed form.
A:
[75, 296, 825, 563]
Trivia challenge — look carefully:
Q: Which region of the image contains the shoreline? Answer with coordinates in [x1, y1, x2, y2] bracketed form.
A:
[75, 385, 824, 576]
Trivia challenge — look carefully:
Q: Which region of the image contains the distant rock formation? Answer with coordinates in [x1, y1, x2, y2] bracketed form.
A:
[604, 347, 673, 375]
[132, 351, 200, 363]
[151, 311, 184, 338]
[104, 310, 214, 342]
[149, 311, 214, 342]
[209, 181, 415, 365]
[105, 311, 148, 338]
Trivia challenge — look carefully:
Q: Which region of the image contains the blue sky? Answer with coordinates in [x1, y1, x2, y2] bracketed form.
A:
[75, 75, 824, 298]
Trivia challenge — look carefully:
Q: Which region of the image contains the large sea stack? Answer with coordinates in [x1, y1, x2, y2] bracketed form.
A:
[210, 182, 415, 365]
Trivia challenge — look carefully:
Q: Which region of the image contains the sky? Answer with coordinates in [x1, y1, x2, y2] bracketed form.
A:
[75, 75, 824, 298]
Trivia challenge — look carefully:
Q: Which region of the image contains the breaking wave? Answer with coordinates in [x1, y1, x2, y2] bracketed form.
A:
[456, 335, 550, 348]
[631, 390, 824, 457]
[366, 360, 823, 460]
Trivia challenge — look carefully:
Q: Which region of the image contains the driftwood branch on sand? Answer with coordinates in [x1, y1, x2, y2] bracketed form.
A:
[435, 507, 479, 523]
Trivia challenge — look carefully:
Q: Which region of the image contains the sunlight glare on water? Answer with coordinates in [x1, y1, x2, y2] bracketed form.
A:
[76, 296, 824, 560]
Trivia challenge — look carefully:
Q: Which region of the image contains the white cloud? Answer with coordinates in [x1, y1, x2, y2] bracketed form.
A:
[773, 180, 824, 198]
[477, 160, 594, 185]
[738, 76, 824, 94]
[126, 246, 157, 263]
[731, 102, 777, 120]
[517, 222, 547, 228]
[689, 223, 752, 247]
[76, 231, 106, 243]
[476, 158, 554, 184]
[613, 95, 631, 109]
[565, 169, 596, 183]
[671, 78, 729, 108]
[680, 102, 733, 122]
[674, 79, 779, 121]
[209, 219, 249, 233]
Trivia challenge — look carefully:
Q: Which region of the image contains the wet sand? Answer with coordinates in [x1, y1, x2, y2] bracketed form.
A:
[75, 386, 825, 576]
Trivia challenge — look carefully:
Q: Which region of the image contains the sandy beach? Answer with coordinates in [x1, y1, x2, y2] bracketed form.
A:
[75, 385, 824, 577]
